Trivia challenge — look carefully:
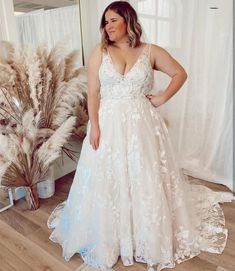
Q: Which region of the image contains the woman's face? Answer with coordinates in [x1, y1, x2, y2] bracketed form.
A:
[104, 9, 127, 42]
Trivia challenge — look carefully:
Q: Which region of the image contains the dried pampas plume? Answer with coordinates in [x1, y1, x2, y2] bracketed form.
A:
[0, 41, 88, 189]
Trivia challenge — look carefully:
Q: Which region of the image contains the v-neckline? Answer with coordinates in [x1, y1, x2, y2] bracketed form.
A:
[107, 44, 148, 77]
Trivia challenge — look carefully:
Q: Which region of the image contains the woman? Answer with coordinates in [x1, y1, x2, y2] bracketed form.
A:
[48, 2, 231, 271]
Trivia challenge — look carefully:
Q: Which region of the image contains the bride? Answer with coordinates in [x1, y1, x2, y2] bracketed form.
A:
[48, 1, 232, 270]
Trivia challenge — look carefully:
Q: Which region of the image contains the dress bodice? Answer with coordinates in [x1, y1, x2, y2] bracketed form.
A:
[98, 44, 154, 99]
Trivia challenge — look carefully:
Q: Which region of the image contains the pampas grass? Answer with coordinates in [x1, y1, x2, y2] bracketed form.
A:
[0, 41, 88, 190]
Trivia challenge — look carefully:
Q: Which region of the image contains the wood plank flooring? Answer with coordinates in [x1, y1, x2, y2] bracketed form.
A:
[0, 172, 234, 271]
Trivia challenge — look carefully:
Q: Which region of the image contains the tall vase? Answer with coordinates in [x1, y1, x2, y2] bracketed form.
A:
[24, 184, 40, 210]
[37, 166, 55, 199]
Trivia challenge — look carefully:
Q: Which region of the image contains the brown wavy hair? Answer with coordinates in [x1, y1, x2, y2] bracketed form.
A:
[100, 1, 142, 49]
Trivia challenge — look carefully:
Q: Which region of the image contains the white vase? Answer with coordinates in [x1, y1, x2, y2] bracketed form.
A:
[37, 167, 55, 199]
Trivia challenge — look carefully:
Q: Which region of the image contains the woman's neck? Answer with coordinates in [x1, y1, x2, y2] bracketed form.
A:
[113, 37, 130, 50]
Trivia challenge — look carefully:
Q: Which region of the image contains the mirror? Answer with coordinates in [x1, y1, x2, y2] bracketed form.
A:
[0, 186, 14, 212]
[13, 0, 78, 13]
[13, 0, 83, 66]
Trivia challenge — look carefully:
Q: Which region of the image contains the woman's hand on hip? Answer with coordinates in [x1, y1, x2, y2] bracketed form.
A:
[89, 125, 100, 150]
[146, 93, 166, 108]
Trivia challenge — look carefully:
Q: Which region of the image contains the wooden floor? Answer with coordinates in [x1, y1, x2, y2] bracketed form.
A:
[0, 172, 234, 271]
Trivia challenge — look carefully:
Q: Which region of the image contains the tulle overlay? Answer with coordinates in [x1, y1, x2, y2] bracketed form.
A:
[48, 44, 232, 271]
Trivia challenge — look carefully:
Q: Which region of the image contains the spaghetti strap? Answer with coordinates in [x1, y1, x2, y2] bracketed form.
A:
[102, 49, 108, 58]
[100, 49, 109, 64]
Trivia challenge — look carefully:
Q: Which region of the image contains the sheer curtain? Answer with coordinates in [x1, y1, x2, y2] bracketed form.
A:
[15, 5, 83, 65]
[130, 0, 233, 191]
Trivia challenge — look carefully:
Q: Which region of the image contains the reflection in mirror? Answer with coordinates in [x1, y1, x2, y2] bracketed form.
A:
[13, 0, 83, 66]
[13, 0, 78, 13]
[0, 186, 14, 212]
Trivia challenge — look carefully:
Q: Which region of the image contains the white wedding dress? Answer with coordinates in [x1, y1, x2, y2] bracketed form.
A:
[48, 44, 232, 271]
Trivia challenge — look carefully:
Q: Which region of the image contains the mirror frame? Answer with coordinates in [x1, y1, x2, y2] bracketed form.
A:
[0, 187, 14, 213]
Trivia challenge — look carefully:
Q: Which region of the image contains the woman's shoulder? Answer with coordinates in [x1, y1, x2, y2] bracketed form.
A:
[146, 43, 171, 68]
[88, 43, 104, 63]
[148, 43, 167, 54]
[148, 43, 165, 51]
[139, 42, 166, 54]
[91, 43, 103, 56]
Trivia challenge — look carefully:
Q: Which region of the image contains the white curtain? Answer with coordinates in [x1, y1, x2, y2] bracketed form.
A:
[129, 0, 233, 191]
[15, 5, 83, 66]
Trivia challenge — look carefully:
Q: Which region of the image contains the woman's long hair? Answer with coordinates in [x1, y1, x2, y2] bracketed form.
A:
[100, 1, 142, 49]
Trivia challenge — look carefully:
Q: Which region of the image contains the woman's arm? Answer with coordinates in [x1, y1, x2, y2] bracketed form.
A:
[146, 44, 187, 107]
[87, 44, 102, 150]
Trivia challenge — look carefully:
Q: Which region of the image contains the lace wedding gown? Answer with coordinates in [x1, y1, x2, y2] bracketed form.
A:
[48, 44, 232, 271]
